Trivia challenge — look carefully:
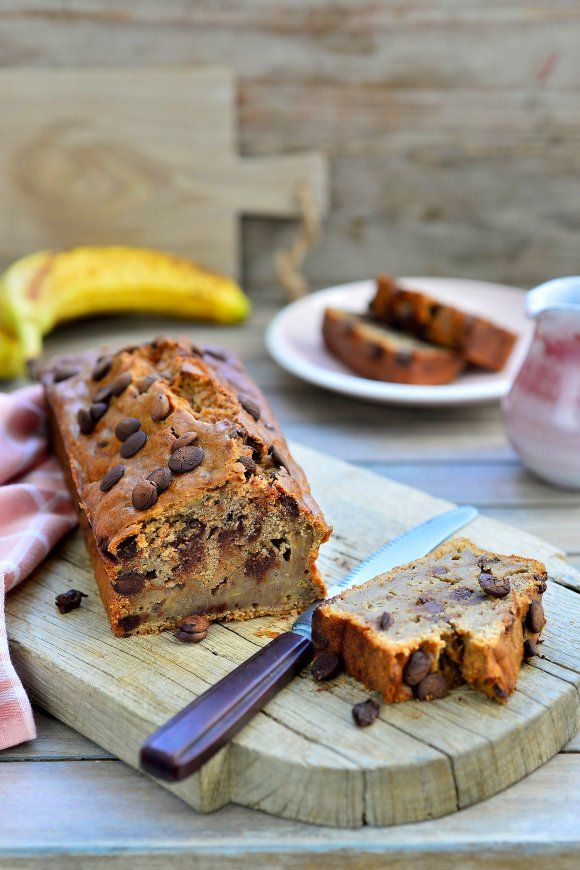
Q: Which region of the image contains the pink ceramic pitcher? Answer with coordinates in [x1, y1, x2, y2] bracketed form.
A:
[503, 277, 580, 489]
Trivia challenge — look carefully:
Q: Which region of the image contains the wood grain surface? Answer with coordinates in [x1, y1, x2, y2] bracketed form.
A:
[0, 66, 327, 277]
[0, 311, 578, 861]
[2, 1, 580, 292]
[5, 443, 579, 828]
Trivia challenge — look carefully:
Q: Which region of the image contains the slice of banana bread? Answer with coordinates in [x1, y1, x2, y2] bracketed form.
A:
[322, 307, 465, 385]
[312, 538, 547, 703]
[370, 275, 517, 372]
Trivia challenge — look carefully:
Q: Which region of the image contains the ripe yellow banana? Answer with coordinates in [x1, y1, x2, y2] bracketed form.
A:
[0, 246, 251, 378]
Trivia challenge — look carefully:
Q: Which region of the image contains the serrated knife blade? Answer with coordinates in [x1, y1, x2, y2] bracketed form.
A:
[291, 504, 478, 640]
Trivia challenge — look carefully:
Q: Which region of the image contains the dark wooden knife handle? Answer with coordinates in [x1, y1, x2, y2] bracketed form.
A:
[140, 631, 313, 782]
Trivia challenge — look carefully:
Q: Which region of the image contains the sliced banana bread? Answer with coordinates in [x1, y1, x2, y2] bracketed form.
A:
[322, 307, 465, 385]
[371, 275, 517, 372]
[40, 337, 330, 637]
[312, 538, 547, 703]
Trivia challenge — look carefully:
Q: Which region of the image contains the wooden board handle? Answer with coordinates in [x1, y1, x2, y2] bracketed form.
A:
[140, 631, 314, 782]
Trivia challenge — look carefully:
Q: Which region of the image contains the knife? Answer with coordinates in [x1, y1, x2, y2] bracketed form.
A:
[140, 504, 478, 782]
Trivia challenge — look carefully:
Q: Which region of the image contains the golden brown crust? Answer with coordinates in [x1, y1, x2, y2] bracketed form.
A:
[41, 337, 330, 636]
[371, 275, 517, 372]
[313, 538, 547, 704]
[322, 307, 465, 385]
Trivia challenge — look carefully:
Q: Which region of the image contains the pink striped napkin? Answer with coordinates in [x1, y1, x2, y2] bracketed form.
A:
[0, 385, 77, 750]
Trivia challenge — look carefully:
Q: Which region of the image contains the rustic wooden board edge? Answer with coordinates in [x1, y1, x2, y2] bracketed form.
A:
[5, 444, 580, 828]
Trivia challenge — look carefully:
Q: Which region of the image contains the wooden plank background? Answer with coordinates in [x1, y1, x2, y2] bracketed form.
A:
[1, 1, 580, 294]
[0, 66, 328, 277]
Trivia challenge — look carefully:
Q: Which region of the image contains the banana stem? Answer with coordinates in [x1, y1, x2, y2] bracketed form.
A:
[18, 320, 43, 363]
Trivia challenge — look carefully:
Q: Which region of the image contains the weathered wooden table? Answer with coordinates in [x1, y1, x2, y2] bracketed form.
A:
[1, 302, 578, 867]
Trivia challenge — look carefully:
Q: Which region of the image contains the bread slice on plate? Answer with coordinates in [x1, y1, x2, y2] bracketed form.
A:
[322, 307, 465, 385]
[371, 275, 517, 372]
[312, 538, 547, 703]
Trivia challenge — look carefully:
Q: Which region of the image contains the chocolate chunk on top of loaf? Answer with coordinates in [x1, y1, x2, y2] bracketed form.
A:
[313, 538, 547, 704]
[40, 337, 330, 637]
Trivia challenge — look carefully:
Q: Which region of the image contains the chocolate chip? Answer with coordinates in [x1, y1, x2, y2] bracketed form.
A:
[416, 673, 448, 701]
[147, 466, 172, 494]
[120, 429, 147, 458]
[110, 372, 133, 396]
[98, 538, 116, 563]
[523, 638, 539, 660]
[534, 573, 548, 594]
[93, 383, 113, 404]
[239, 456, 257, 477]
[478, 571, 511, 598]
[368, 343, 384, 360]
[450, 587, 480, 603]
[118, 614, 142, 633]
[493, 683, 508, 701]
[113, 570, 146, 595]
[378, 611, 393, 630]
[279, 493, 299, 517]
[151, 392, 172, 422]
[244, 549, 276, 580]
[352, 698, 380, 728]
[90, 402, 108, 422]
[269, 446, 289, 472]
[77, 408, 95, 435]
[395, 350, 412, 367]
[116, 535, 138, 560]
[238, 393, 261, 421]
[431, 565, 448, 577]
[403, 649, 432, 687]
[53, 366, 80, 383]
[311, 619, 329, 651]
[394, 299, 415, 327]
[168, 445, 204, 474]
[115, 417, 141, 441]
[311, 652, 341, 681]
[179, 614, 210, 632]
[92, 355, 112, 381]
[132, 480, 158, 511]
[55, 589, 87, 613]
[170, 431, 198, 453]
[527, 599, 546, 633]
[418, 597, 446, 616]
[135, 375, 157, 394]
[174, 614, 210, 643]
[100, 463, 126, 492]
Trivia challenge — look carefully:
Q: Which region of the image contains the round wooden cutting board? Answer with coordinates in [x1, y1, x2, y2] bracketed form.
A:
[6, 445, 579, 828]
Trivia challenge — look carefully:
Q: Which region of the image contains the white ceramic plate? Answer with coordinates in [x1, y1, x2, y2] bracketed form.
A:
[265, 277, 533, 407]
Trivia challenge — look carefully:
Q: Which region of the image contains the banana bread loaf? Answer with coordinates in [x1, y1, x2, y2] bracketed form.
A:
[312, 538, 547, 703]
[40, 337, 330, 636]
[371, 275, 517, 372]
[323, 307, 465, 385]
